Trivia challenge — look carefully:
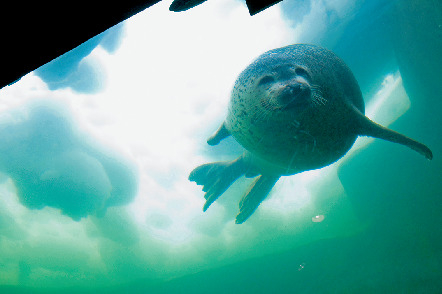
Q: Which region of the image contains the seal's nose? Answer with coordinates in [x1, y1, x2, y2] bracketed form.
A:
[277, 84, 310, 107]
[287, 84, 302, 96]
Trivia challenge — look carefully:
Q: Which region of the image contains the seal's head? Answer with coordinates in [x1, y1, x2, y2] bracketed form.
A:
[257, 65, 317, 112]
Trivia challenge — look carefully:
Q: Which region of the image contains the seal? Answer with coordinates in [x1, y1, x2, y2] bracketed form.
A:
[189, 44, 433, 224]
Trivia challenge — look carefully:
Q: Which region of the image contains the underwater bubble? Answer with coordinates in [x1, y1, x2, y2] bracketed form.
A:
[312, 215, 325, 222]
[297, 262, 306, 271]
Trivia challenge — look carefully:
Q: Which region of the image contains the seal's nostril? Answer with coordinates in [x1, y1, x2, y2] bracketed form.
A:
[290, 84, 302, 94]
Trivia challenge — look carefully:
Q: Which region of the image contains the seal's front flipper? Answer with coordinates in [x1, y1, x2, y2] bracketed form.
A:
[236, 175, 279, 224]
[207, 122, 230, 146]
[353, 107, 433, 160]
[189, 156, 248, 211]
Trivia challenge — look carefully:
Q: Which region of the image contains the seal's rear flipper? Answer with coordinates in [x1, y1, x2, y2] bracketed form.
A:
[236, 175, 279, 224]
[189, 156, 247, 211]
[353, 107, 433, 160]
[207, 123, 230, 146]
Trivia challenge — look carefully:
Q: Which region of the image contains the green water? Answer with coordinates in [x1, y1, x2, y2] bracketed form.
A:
[0, 0, 441, 293]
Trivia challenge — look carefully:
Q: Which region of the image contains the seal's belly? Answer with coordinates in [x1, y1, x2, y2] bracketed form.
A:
[225, 100, 357, 175]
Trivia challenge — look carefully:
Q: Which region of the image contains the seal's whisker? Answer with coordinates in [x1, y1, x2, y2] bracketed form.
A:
[311, 98, 320, 107]
[310, 85, 326, 107]
[312, 96, 324, 107]
[291, 120, 300, 129]
[312, 88, 326, 106]
[257, 101, 274, 125]
[285, 146, 299, 174]
[298, 130, 317, 153]
[255, 107, 268, 123]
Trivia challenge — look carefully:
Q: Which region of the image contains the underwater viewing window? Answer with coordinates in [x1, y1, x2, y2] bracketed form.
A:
[0, 0, 440, 293]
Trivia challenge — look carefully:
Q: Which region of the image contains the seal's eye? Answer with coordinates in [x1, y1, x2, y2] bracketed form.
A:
[257, 76, 275, 86]
[295, 67, 311, 82]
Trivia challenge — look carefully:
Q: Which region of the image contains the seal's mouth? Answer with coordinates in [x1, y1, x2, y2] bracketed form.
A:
[273, 83, 311, 110]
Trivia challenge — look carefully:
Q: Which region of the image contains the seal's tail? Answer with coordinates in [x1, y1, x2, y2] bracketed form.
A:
[189, 156, 247, 211]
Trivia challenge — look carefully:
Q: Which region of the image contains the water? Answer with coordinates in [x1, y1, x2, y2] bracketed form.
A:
[0, 0, 440, 292]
